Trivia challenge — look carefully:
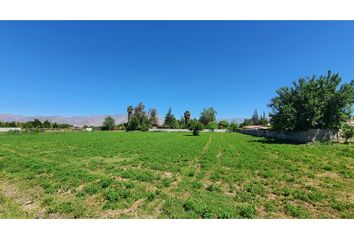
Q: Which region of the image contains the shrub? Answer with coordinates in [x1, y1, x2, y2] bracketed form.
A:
[207, 121, 218, 132]
[341, 123, 354, 143]
[239, 204, 256, 218]
[100, 178, 112, 188]
[104, 189, 119, 201]
[183, 199, 195, 211]
[188, 120, 204, 136]
[218, 120, 229, 129]
[227, 123, 239, 132]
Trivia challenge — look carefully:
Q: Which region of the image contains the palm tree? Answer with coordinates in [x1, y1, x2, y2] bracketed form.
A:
[127, 106, 133, 123]
[184, 111, 191, 128]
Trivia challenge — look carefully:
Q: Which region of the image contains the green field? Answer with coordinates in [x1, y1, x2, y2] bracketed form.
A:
[0, 131, 353, 218]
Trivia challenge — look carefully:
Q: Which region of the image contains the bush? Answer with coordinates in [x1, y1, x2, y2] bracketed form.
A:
[207, 121, 218, 132]
[218, 120, 229, 129]
[227, 123, 239, 132]
[188, 120, 204, 136]
[341, 123, 354, 143]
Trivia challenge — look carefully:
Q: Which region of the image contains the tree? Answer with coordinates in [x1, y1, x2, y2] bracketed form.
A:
[188, 119, 204, 136]
[240, 118, 253, 128]
[252, 109, 259, 125]
[43, 120, 52, 128]
[207, 121, 218, 132]
[177, 116, 186, 129]
[184, 111, 191, 128]
[127, 106, 133, 123]
[149, 108, 159, 127]
[269, 71, 354, 132]
[227, 122, 239, 132]
[127, 115, 139, 131]
[218, 120, 229, 129]
[126, 102, 151, 131]
[102, 116, 116, 130]
[341, 123, 354, 144]
[32, 119, 43, 128]
[164, 108, 177, 129]
[258, 112, 269, 125]
[199, 107, 217, 126]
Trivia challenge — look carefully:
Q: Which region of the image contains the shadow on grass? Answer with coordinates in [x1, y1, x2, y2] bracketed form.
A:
[183, 134, 199, 137]
[248, 137, 303, 145]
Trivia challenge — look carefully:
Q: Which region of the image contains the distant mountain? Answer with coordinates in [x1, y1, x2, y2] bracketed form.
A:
[0, 114, 127, 127]
[0, 114, 246, 127]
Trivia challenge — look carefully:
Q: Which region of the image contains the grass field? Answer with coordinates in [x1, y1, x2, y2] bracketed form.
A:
[0, 131, 353, 219]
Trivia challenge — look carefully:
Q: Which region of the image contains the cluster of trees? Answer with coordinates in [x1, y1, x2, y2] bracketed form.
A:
[239, 109, 269, 127]
[0, 119, 72, 129]
[269, 71, 354, 132]
[122, 104, 240, 135]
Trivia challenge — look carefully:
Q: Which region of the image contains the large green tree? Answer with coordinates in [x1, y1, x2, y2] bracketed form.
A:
[102, 116, 116, 130]
[164, 108, 177, 128]
[127, 102, 151, 131]
[269, 71, 354, 132]
[199, 107, 217, 126]
[149, 108, 159, 127]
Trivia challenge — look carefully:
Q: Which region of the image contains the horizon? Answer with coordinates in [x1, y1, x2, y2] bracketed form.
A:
[1, 21, 354, 119]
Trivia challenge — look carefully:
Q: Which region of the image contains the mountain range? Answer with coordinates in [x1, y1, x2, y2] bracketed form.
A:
[0, 114, 245, 127]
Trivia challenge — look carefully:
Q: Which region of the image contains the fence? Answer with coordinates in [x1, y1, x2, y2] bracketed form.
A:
[239, 128, 340, 143]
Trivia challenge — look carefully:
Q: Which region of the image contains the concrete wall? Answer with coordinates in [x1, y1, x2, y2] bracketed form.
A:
[0, 128, 22, 132]
[239, 128, 339, 143]
[149, 128, 229, 133]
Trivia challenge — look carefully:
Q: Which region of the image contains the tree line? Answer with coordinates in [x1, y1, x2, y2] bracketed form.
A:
[0, 119, 72, 129]
[101, 104, 241, 135]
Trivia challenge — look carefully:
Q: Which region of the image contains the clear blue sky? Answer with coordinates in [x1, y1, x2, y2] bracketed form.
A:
[0, 21, 353, 119]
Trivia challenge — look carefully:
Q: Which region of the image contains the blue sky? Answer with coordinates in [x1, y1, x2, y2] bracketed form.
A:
[0, 21, 353, 119]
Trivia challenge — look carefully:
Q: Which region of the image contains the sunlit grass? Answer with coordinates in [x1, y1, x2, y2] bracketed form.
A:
[0, 131, 353, 218]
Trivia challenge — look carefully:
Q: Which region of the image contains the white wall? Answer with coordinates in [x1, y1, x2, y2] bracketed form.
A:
[0, 128, 22, 132]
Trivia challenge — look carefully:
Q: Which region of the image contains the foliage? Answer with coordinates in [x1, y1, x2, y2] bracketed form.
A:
[0, 119, 72, 129]
[102, 116, 116, 131]
[127, 106, 134, 123]
[227, 122, 239, 132]
[207, 121, 218, 132]
[127, 115, 140, 131]
[269, 71, 354, 132]
[164, 108, 177, 129]
[252, 109, 259, 125]
[240, 119, 253, 128]
[341, 123, 354, 143]
[258, 116, 269, 126]
[218, 120, 229, 129]
[126, 103, 151, 131]
[188, 119, 204, 135]
[149, 108, 159, 127]
[199, 107, 217, 126]
[184, 111, 191, 128]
